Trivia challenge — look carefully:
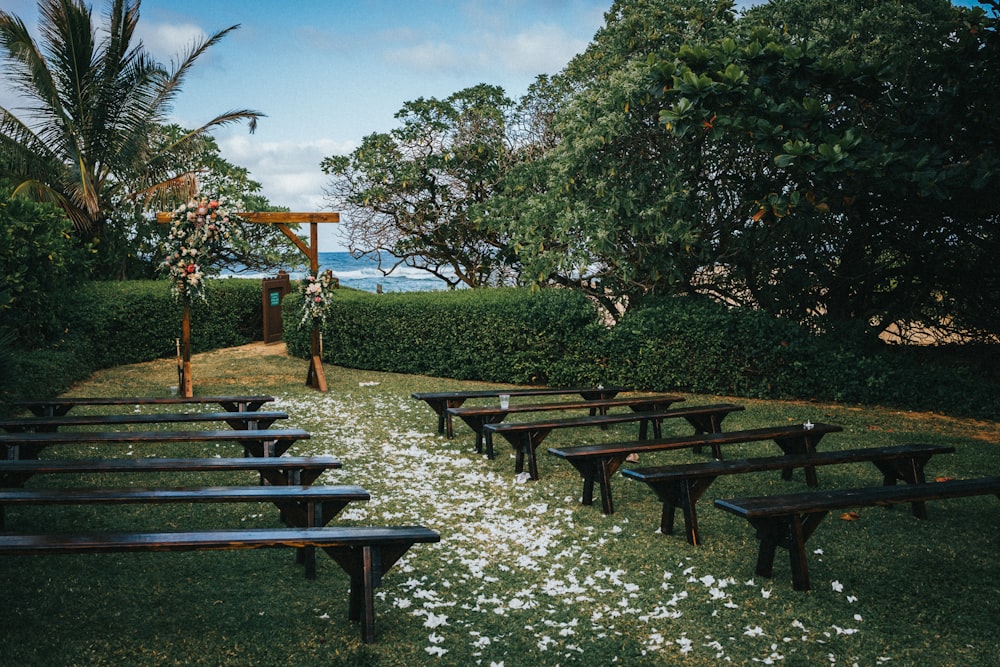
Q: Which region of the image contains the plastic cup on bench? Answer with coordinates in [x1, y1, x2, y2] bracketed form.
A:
[499, 394, 510, 410]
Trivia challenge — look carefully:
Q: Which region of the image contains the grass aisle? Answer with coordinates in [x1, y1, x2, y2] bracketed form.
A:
[1, 343, 998, 666]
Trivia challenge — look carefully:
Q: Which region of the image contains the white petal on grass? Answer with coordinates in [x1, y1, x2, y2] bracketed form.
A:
[424, 612, 449, 628]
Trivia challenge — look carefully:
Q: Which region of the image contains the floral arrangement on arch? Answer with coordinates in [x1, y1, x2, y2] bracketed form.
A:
[299, 269, 339, 326]
[161, 197, 234, 302]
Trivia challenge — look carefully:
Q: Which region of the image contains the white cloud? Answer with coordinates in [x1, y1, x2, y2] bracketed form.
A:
[217, 135, 355, 212]
[491, 23, 589, 75]
[136, 22, 207, 64]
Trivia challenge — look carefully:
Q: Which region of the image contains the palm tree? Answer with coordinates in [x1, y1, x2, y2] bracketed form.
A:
[0, 0, 263, 262]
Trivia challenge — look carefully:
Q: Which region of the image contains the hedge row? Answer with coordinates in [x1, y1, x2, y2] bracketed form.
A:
[284, 287, 607, 387]
[4, 280, 996, 421]
[0, 279, 262, 415]
[284, 288, 1000, 421]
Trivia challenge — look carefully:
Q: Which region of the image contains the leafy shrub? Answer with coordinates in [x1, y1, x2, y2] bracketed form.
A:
[284, 287, 608, 386]
[0, 279, 261, 415]
[0, 189, 90, 342]
[284, 288, 998, 420]
[603, 296, 1000, 419]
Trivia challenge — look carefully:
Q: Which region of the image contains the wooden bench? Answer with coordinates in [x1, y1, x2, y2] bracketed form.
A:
[14, 395, 276, 417]
[624, 443, 956, 545]
[714, 476, 1000, 591]
[0, 525, 440, 643]
[549, 422, 841, 515]
[0, 428, 311, 460]
[0, 483, 370, 576]
[0, 483, 369, 532]
[412, 387, 629, 435]
[447, 394, 684, 453]
[0, 455, 342, 488]
[0, 411, 289, 433]
[486, 403, 744, 480]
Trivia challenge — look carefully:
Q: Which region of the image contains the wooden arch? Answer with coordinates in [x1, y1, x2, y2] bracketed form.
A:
[157, 211, 340, 395]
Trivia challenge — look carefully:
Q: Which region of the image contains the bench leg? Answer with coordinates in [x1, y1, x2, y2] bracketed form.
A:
[872, 456, 936, 519]
[748, 512, 828, 591]
[525, 431, 550, 480]
[326, 544, 394, 644]
[475, 416, 506, 455]
[679, 479, 717, 546]
[787, 516, 811, 591]
[580, 469, 597, 507]
[598, 459, 615, 515]
[660, 502, 678, 536]
[359, 545, 379, 643]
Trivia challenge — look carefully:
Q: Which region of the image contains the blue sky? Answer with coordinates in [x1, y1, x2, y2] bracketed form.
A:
[0, 0, 988, 251]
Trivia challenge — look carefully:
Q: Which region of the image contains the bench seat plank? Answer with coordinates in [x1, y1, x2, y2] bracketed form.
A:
[0, 428, 311, 460]
[714, 476, 1000, 591]
[0, 483, 369, 529]
[549, 422, 841, 515]
[0, 411, 289, 433]
[0, 483, 369, 578]
[15, 395, 276, 417]
[0, 455, 341, 488]
[412, 387, 629, 435]
[624, 444, 955, 545]
[447, 394, 684, 453]
[488, 403, 745, 481]
[0, 525, 440, 643]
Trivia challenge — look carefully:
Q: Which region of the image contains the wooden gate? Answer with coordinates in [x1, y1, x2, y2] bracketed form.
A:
[262, 271, 292, 344]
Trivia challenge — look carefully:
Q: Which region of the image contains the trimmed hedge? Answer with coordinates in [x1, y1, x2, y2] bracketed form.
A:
[602, 296, 1000, 418]
[283, 287, 607, 387]
[0, 279, 262, 414]
[285, 288, 999, 420]
[4, 278, 996, 421]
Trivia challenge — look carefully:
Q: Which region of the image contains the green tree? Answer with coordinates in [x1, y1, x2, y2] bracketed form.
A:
[502, 0, 739, 318]
[653, 0, 1000, 339]
[0, 183, 88, 341]
[118, 125, 306, 279]
[321, 84, 520, 288]
[0, 0, 262, 276]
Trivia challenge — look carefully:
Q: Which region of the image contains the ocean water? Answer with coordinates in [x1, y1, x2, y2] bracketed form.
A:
[315, 252, 454, 293]
[226, 252, 453, 293]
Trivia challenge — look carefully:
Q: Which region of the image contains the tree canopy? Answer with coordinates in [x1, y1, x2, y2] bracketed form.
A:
[321, 84, 522, 288]
[318, 0, 1000, 341]
[0, 0, 264, 277]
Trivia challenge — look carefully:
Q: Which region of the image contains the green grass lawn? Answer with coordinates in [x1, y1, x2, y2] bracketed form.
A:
[1, 344, 998, 666]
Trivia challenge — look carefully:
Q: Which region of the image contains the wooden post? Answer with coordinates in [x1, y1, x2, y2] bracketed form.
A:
[306, 326, 328, 391]
[181, 301, 193, 397]
[305, 223, 329, 391]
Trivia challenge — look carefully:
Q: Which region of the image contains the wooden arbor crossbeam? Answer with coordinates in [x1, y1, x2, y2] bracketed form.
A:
[157, 211, 340, 394]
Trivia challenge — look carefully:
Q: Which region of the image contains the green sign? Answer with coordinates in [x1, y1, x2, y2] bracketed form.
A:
[269, 290, 281, 307]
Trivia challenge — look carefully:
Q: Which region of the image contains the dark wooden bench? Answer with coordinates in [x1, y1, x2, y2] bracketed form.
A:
[0, 455, 342, 488]
[0, 483, 370, 576]
[624, 443, 956, 545]
[0, 428, 311, 460]
[14, 395, 276, 417]
[549, 422, 841, 515]
[447, 394, 684, 453]
[0, 525, 440, 643]
[714, 476, 1000, 591]
[0, 483, 369, 531]
[412, 387, 629, 435]
[488, 403, 746, 480]
[0, 411, 289, 433]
